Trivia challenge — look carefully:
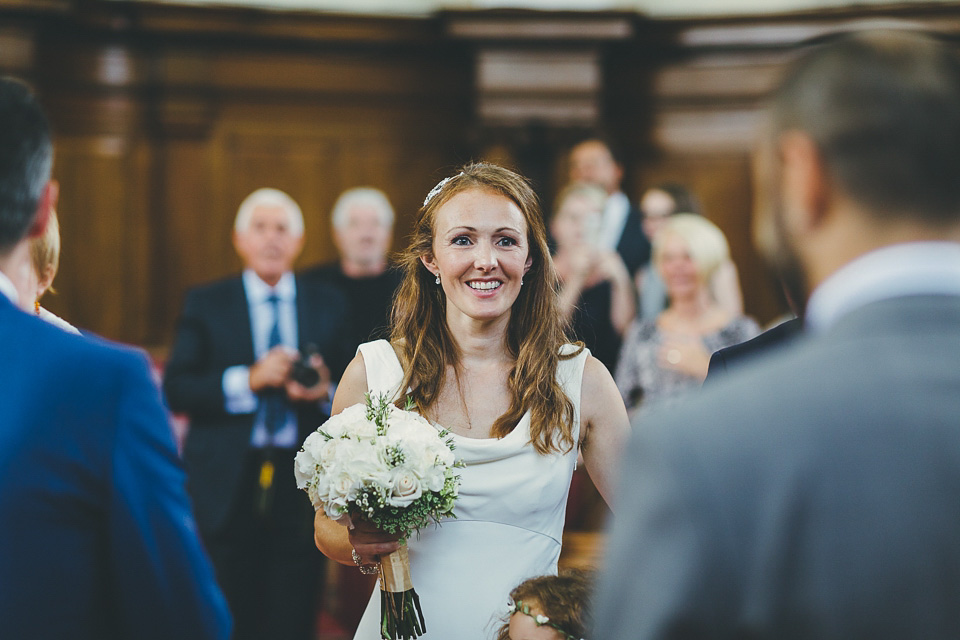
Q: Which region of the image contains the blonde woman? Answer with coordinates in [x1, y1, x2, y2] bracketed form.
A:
[313, 163, 628, 640]
[11, 210, 78, 333]
[551, 182, 635, 372]
[615, 214, 758, 411]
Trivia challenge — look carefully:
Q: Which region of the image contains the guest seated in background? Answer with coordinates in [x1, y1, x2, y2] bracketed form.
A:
[552, 182, 635, 372]
[10, 209, 79, 333]
[636, 183, 744, 320]
[495, 570, 593, 640]
[615, 214, 759, 412]
[300, 186, 401, 355]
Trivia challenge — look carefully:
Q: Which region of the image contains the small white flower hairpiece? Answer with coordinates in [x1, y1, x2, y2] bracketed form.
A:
[508, 599, 585, 640]
[423, 172, 465, 207]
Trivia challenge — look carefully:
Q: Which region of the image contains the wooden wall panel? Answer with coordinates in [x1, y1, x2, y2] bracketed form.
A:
[4, 0, 958, 348]
[47, 136, 153, 341]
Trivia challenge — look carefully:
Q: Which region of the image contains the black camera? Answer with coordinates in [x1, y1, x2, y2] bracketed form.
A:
[290, 344, 321, 387]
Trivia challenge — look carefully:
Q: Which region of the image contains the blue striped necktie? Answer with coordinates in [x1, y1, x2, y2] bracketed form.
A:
[264, 293, 285, 436]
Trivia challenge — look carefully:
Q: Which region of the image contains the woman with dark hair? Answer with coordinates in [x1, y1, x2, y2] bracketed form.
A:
[313, 163, 628, 639]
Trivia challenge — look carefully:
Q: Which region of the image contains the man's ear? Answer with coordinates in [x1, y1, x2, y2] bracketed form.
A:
[27, 180, 58, 239]
[779, 131, 829, 232]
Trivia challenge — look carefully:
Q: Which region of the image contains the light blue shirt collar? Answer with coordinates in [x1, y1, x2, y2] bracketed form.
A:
[242, 269, 296, 306]
[0, 270, 18, 305]
[806, 241, 960, 333]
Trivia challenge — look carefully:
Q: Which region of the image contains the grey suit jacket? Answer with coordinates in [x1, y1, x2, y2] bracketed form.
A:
[595, 294, 960, 639]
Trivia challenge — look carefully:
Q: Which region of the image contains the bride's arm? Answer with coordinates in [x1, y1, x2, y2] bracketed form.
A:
[579, 355, 631, 509]
[313, 353, 402, 565]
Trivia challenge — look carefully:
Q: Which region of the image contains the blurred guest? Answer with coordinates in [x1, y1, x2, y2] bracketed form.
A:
[636, 183, 744, 320]
[568, 137, 650, 275]
[0, 77, 230, 640]
[615, 214, 758, 411]
[9, 209, 79, 332]
[596, 30, 960, 639]
[552, 182, 635, 372]
[163, 188, 350, 640]
[495, 570, 593, 640]
[301, 186, 401, 355]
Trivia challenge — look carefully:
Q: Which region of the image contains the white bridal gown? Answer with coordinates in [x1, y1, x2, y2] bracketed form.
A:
[352, 339, 586, 640]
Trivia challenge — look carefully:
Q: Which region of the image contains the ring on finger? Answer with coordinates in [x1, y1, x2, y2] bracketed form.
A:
[351, 548, 380, 575]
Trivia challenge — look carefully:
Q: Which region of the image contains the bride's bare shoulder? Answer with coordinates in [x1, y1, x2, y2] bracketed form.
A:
[332, 353, 369, 414]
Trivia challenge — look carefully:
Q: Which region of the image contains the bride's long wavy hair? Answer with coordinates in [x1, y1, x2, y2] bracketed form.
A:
[390, 162, 580, 454]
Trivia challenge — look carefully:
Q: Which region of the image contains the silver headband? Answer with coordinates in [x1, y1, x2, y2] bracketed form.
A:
[423, 172, 465, 207]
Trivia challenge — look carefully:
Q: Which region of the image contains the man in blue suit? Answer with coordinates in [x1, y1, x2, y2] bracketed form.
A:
[0, 78, 231, 639]
[596, 30, 960, 639]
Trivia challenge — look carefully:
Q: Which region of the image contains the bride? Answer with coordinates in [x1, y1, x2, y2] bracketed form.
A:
[313, 163, 628, 639]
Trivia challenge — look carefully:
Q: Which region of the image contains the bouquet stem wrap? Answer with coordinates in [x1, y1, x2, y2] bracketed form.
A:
[379, 545, 425, 639]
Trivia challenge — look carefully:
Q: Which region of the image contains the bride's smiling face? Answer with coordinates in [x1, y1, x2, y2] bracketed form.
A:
[421, 187, 532, 325]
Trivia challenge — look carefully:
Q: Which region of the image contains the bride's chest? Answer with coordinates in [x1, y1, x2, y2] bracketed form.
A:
[430, 374, 512, 439]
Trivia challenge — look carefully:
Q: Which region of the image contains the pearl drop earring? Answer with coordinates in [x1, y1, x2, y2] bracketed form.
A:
[435, 274, 441, 285]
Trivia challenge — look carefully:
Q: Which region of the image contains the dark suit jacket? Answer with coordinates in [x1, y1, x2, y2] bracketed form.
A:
[0, 295, 231, 640]
[704, 316, 802, 383]
[595, 295, 960, 639]
[616, 203, 651, 276]
[163, 273, 350, 536]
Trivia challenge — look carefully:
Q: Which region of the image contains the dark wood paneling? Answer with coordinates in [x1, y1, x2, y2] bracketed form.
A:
[5, 1, 472, 347]
[6, 0, 960, 346]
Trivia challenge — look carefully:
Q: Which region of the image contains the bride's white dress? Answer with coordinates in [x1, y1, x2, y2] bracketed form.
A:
[352, 339, 587, 640]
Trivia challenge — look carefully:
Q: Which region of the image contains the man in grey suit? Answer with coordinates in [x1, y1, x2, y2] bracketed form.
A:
[594, 30, 960, 639]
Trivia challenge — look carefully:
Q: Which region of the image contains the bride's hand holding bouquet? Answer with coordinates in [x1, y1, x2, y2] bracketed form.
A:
[295, 393, 463, 640]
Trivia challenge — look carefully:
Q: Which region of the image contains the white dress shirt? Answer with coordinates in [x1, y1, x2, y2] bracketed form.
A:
[221, 269, 300, 448]
[806, 241, 960, 333]
[598, 191, 631, 252]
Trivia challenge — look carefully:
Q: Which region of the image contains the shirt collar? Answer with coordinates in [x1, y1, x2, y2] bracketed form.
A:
[242, 269, 296, 305]
[605, 191, 630, 217]
[806, 241, 960, 333]
[0, 269, 19, 305]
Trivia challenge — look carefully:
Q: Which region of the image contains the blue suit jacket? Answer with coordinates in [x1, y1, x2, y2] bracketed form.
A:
[616, 203, 651, 276]
[0, 295, 231, 640]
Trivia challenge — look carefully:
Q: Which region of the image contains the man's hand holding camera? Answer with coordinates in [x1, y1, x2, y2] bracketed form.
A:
[249, 346, 331, 404]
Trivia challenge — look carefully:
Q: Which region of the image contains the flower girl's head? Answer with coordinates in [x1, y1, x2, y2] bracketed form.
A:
[496, 569, 592, 640]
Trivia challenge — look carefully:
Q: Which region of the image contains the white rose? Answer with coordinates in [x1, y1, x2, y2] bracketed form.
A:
[421, 468, 446, 493]
[293, 449, 317, 490]
[319, 403, 368, 439]
[386, 468, 422, 507]
[327, 470, 359, 504]
[300, 430, 327, 458]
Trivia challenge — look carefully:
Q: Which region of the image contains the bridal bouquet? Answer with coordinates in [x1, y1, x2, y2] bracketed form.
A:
[294, 393, 462, 639]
